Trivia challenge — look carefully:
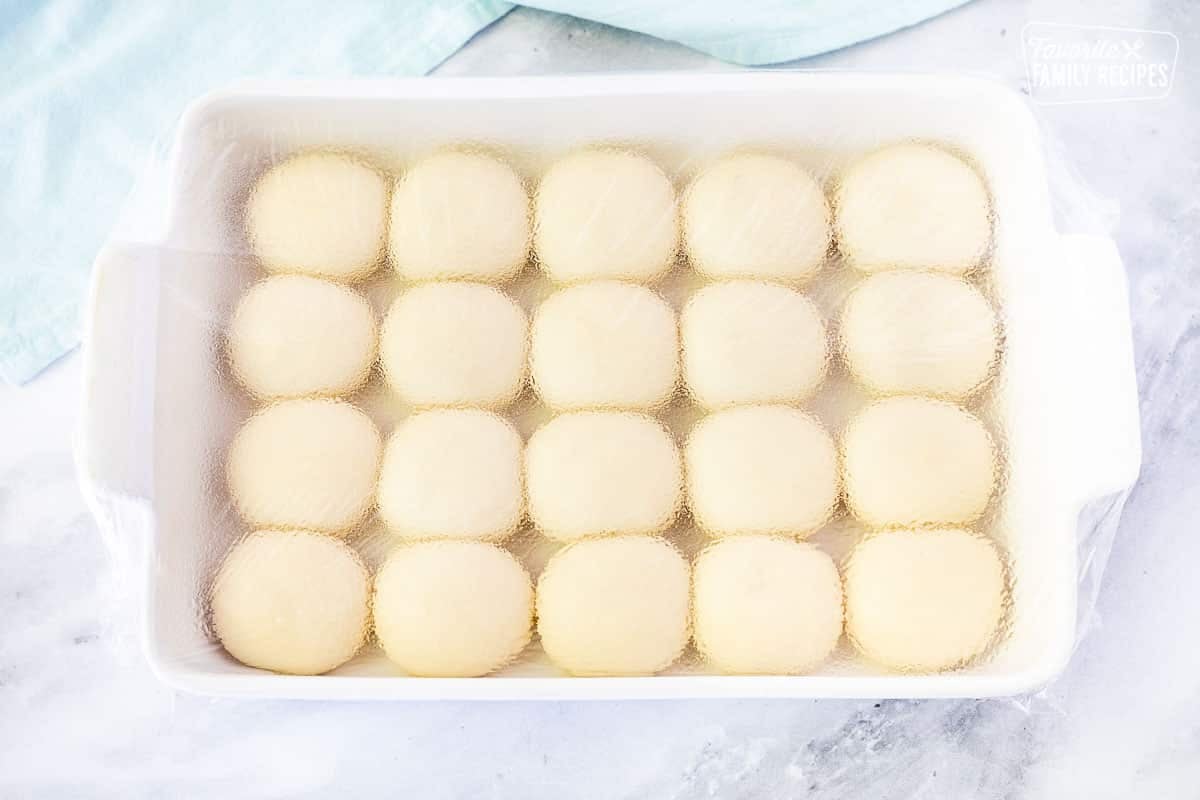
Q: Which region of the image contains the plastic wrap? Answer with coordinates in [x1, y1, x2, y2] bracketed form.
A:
[76, 72, 1140, 700]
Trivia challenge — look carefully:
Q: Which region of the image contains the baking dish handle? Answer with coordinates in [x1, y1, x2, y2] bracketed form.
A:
[1059, 233, 1142, 503]
[76, 242, 160, 504]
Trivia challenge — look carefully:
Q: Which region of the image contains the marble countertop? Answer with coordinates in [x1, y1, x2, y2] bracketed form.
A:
[2, 1, 1198, 797]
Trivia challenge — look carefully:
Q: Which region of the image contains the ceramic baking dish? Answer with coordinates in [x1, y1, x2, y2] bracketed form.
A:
[77, 72, 1140, 700]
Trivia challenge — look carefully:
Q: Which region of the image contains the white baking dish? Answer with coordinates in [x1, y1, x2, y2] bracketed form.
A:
[77, 73, 1140, 700]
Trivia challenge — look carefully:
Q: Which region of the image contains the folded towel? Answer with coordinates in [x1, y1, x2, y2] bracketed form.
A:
[527, 0, 973, 65]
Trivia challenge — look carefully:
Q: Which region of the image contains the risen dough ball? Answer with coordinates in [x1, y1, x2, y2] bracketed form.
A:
[531, 282, 678, 410]
[682, 281, 827, 407]
[843, 397, 996, 527]
[693, 537, 843, 674]
[378, 409, 522, 540]
[537, 536, 690, 675]
[841, 271, 998, 398]
[686, 406, 838, 537]
[246, 152, 387, 281]
[389, 151, 530, 282]
[534, 149, 678, 282]
[836, 143, 992, 274]
[845, 528, 1005, 671]
[380, 283, 527, 408]
[211, 530, 370, 675]
[526, 412, 682, 541]
[227, 400, 381, 532]
[373, 541, 533, 676]
[228, 275, 376, 399]
[683, 154, 830, 283]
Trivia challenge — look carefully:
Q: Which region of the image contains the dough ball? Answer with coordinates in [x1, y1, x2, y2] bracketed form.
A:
[531, 282, 678, 410]
[211, 530, 370, 675]
[534, 149, 678, 283]
[378, 409, 522, 540]
[380, 282, 527, 408]
[693, 537, 843, 674]
[686, 406, 838, 537]
[227, 275, 377, 399]
[227, 400, 381, 532]
[845, 528, 1005, 671]
[246, 151, 387, 281]
[843, 397, 996, 527]
[840, 271, 998, 398]
[683, 153, 830, 283]
[835, 143, 992, 274]
[526, 411, 682, 541]
[389, 151, 530, 282]
[373, 541, 533, 677]
[682, 280, 827, 407]
[536, 536, 690, 675]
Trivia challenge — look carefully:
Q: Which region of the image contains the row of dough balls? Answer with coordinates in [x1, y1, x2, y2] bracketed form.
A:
[227, 273, 999, 405]
[226, 399, 997, 539]
[245, 143, 992, 286]
[211, 529, 1005, 677]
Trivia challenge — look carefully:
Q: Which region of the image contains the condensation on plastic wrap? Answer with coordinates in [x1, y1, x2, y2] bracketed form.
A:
[76, 72, 1141, 702]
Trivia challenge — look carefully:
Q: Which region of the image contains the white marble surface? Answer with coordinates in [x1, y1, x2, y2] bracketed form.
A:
[2, 0, 1198, 796]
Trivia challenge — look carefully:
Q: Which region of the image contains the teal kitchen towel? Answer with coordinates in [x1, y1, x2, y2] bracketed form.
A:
[529, 0, 974, 65]
[0, 0, 970, 383]
[0, 0, 512, 384]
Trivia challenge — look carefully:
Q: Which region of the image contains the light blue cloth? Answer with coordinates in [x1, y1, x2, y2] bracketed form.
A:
[0, 0, 970, 384]
[529, 0, 974, 65]
[0, 0, 512, 384]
